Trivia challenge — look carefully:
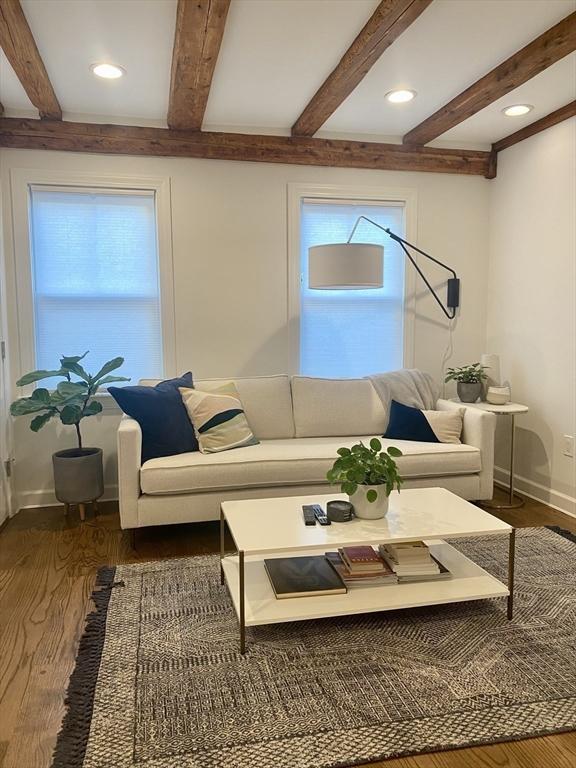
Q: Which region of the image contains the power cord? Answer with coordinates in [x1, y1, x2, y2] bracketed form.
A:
[440, 315, 457, 399]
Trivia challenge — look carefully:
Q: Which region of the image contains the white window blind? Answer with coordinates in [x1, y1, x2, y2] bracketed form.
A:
[300, 199, 405, 378]
[29, 187, 163, 384]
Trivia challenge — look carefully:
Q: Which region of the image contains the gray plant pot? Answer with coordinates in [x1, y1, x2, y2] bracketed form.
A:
[457, 381, 482, 403]
[52, 447, 104, 504]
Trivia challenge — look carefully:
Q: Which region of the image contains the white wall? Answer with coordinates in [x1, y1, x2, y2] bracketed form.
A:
[0, 148, 491, 509]
[487, 118, 576, 516]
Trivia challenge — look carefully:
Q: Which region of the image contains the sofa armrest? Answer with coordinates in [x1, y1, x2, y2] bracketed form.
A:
[117, 415, 142, 529]
[436, 399, 496, 499]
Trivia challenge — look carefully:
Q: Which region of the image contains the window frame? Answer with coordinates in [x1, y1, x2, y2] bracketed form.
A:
[9, 169, 176, 405]
[287, 183, 417, 376]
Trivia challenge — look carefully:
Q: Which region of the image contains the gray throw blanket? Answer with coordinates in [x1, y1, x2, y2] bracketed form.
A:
[367, 369, 439, 411]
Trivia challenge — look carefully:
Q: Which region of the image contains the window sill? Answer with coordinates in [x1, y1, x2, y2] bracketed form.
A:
[94, 392, 122, 413]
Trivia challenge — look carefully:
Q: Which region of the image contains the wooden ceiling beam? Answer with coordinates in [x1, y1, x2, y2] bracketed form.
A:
[0, 0, 61, 119]
[403, 11, 576, 146]
[492, 100, 576, 153]
[291, 0, 432, 137]
[0, 117, 493, 176]
[168, 0, 231, 131]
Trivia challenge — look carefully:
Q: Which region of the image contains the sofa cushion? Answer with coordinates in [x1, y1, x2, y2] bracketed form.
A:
[140, 436, 481, 495]
[141, 375, 294, 440]
[291, 377, 387, 438]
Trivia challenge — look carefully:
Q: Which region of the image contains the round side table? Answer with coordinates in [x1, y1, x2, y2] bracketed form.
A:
[453, 400, 529, 510]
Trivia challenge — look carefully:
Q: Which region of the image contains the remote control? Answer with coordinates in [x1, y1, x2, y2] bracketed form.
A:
[302, 505, 317, 526]
[312, 504, 331, 526]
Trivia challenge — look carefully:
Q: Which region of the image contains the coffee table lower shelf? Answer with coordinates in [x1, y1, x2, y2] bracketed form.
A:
[221, 539, 509, 650]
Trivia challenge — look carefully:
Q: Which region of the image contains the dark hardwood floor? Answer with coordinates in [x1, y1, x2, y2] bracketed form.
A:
[0, 491, 575, 768]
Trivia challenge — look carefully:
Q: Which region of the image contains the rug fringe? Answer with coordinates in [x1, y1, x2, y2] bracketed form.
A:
[51, 565, 118, 768]
[546, 525, 576, 544]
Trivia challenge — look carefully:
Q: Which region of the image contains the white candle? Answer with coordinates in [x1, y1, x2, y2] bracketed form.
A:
[481, 353, 501, 387]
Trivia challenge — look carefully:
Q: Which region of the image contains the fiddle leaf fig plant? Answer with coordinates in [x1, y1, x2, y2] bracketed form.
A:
[444, 362, 487, 384]
[326, 438, 403, 503]
[10, 352, 130, 450]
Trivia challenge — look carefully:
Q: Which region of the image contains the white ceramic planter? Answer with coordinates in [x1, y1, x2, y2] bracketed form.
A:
[349, 486, 389, 519]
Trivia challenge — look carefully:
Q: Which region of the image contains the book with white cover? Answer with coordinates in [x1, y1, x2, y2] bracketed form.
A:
[396, 555, 452, 582]
[379, 544, 440, 576]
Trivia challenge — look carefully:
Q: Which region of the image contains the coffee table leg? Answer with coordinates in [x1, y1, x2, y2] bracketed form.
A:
[219, 508, 225, 585]
[239, 550, 246, 654]
[507, 528, 515, 620]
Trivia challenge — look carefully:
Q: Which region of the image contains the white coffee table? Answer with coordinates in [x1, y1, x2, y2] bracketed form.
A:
[220, 487, 514, 653]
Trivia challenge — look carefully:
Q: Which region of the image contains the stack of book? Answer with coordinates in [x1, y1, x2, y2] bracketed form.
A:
[378, 541, 451, 582]
[325, 546, 398, 586]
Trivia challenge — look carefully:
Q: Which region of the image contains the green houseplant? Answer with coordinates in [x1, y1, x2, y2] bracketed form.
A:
[444, 362, 487, 403]
[10, 352, 129, 516]
[326, 438, 403, 519]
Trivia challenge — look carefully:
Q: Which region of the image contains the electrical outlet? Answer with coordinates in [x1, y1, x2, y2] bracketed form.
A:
[562, 435, 574, 458]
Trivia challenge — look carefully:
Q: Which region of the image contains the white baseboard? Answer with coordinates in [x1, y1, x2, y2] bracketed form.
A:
[494, 466, 576, 519]
[17, 485, 119, 511]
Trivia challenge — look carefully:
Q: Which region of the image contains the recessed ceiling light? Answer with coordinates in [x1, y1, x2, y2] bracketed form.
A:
[385, 89, 417, 104]
[91, 63, 125, 80]
[502, 104, 533, 117]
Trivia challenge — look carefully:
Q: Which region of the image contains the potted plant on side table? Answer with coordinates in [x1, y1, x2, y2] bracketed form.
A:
[10, 352, 129, 520]
[444, 362, 487, 403]
[327, 438, 403, 520]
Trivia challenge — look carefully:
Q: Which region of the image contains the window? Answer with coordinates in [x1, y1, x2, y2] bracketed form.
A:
[299, 198, 407, 378]
[29, 187, 163, 383]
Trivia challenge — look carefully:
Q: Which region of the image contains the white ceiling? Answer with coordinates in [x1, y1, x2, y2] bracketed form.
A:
[205, 0, 381, 131]
[441, 53, 576, 145]
[0, 0, 574, 148]
[320, 0, 576, 145]
[0, 0, 178, 123]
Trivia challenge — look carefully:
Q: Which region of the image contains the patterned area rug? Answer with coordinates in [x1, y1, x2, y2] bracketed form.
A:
[53, 527, 576, 768]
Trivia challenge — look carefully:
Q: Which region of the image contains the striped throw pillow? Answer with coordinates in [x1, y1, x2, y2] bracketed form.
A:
[179, 382, 259, 454]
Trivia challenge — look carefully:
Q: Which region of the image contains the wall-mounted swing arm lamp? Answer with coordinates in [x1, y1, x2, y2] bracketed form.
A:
[308, 215, 460, 320]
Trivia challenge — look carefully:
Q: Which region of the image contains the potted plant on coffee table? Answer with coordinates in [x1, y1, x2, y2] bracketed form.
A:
[444, 362, 487, 403]
[327, 438, 403, 520]
[10, 352, 129, 520]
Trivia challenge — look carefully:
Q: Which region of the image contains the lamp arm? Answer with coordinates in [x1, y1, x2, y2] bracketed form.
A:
[346, 215, 459, 319]
[397, 240, 456, 320]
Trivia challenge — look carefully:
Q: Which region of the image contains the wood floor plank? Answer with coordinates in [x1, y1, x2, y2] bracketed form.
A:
[0, 492, 574, 768]
[3, 574, 94, 768]
[369, 731, 576, 768]
[0, 527, 73, 753]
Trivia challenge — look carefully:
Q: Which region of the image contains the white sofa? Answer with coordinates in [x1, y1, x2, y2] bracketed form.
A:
[117, 374, 496, 531]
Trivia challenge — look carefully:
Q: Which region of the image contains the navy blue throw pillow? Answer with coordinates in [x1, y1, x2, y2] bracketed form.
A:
[109, 373, 199, 462]
[383, 399, 440, 443]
